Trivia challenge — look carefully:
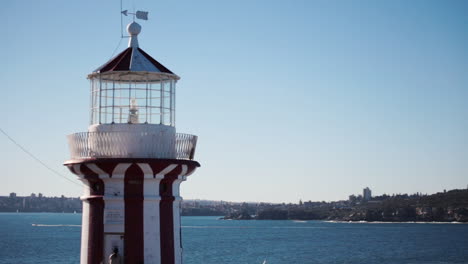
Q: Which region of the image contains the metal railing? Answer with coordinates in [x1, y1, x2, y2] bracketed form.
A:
[67, 132, 197, 160]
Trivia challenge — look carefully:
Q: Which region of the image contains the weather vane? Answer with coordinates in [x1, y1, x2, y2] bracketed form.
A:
[120, 0, 149, 38]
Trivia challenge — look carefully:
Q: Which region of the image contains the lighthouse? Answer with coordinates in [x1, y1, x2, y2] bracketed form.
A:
[64, 21, 200, 264]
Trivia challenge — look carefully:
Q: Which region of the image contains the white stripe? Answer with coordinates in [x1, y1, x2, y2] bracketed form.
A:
[102, 163, 128, 237]
[179, 165, 188, 177]
[172, 175, 187, 199]
[80, 200, 90, 264]
[73, 164, 83, 176]
[137, 163, 154, 179]
[155, 164, 178, 178]
[86, 163, 110, 178]
[143, 177, 162, 264]
[173, 197, 182, 264]
[172, 175, 186, 264]
[78, 178, 92, 200]
[138, 162, 162, 263]
[112, 163, 132, 178]
[79, 177, 90, 264]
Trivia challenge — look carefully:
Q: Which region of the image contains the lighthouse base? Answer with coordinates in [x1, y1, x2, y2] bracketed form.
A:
[64, 158, 199, 264]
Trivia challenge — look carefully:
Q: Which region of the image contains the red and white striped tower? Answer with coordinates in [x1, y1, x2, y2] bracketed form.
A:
[64, 22, 200, 264]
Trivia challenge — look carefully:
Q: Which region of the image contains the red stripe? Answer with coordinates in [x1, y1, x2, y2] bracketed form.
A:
[82, 173, 105, 264]
[124, 164, 144, 264]
[160, 175, 177, 264]
[87, 196, 104, 264]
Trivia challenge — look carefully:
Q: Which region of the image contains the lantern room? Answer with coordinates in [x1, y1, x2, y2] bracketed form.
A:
[88, 21, 178, 126]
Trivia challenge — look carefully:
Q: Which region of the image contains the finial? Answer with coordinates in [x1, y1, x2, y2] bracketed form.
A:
[127, 22, 142, 48]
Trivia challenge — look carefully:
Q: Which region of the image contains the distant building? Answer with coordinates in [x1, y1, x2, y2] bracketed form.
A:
[363, 187, 372, 201]
[9, 192, 16, 198]
[30, 193, 36, 198]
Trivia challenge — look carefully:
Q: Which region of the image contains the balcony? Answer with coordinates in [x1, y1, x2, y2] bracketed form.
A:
[67, 132, 197, 160]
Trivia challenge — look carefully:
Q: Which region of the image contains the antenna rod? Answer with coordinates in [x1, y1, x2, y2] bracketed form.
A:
[120, 0, 124, 38]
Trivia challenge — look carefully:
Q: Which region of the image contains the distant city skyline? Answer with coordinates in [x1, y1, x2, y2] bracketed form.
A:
[2, 0, 467, 203]
[3, 184, 467, 204]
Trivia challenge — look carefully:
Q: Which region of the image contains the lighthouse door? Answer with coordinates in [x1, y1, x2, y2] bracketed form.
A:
[104, 233, 124, 262]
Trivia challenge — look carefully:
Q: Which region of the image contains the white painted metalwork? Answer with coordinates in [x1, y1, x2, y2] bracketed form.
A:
[67, 132, 197, 160]
[127, 22, 141, 48]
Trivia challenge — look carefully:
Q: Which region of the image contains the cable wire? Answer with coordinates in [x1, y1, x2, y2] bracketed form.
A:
[0, 127, 82, 188]
[109, 37, 123, 59]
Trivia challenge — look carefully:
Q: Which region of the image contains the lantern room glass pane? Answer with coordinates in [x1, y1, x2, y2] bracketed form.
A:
[89, 74, 176, 126]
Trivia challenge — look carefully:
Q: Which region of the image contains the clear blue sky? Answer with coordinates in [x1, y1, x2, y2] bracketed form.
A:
[1, 0, 467, 203]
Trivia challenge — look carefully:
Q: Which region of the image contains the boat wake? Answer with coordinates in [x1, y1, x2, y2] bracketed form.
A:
[182, 226, 325, 229]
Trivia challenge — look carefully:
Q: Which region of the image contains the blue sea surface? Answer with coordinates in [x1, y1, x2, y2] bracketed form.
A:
[0, 213, 467, 264]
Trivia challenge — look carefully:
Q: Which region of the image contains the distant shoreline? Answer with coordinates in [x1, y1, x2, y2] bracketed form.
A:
[220, 189, 468, 223]
[2, 213, 467, 224]
[220, 217, 468, 224]
[324, 220, 468, 224]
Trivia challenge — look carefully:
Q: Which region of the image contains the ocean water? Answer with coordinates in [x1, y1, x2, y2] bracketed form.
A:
[0, 213, 467, 264]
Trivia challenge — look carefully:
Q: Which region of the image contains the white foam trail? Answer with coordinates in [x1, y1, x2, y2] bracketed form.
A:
[181, 226, 326, 229]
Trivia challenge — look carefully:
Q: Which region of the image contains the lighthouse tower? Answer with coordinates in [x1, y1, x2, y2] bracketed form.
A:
[65, 21, 200, 264]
